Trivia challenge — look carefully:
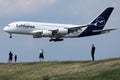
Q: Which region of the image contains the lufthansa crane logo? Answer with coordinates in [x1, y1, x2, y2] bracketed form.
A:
[94, 17, 106, 27]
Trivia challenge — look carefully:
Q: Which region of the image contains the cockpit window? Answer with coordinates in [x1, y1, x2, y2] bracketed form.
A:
[8, 25, 10, 27]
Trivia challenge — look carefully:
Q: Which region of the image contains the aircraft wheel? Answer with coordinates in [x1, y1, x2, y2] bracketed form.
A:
[49, 39, 53, 42]
[9, 35, 12, 38]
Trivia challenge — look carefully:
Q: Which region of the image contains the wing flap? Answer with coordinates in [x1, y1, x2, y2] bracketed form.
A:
[65, 24, 93, 32]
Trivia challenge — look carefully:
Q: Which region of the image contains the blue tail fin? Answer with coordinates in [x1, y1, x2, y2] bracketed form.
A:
[79, 7, 114, 37]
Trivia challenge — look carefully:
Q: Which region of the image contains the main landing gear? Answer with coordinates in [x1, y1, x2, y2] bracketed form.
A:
[49, 38, 64, 42]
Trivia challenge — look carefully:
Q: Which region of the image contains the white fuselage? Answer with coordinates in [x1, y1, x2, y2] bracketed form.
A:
[4, 21, 85, 38]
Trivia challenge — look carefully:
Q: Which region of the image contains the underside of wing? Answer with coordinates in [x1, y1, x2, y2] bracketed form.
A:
[32, 30, 43, 38]
[65, 24, 93, 32]
[49, 29, 66, 38]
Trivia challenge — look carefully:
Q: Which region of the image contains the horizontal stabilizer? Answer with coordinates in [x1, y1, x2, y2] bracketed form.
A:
[92, 28, 117, 33]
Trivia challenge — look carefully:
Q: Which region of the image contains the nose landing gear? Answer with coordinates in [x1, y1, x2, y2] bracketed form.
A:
[9, 34, 12, 38]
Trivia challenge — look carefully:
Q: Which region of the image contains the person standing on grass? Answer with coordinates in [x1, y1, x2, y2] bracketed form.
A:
[9, 51, 13, 63]
[14, 55, 17, 63]
[39, 49, 44, 61]
[91, 44, 96, 61]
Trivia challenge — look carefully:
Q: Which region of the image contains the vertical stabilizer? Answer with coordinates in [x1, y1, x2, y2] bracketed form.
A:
[79, 7, 114, 37]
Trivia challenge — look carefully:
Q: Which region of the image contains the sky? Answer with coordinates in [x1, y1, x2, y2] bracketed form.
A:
[0, 0, 120, 62]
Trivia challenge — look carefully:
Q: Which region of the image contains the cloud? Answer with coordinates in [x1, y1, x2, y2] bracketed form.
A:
[0, 0, 57, 17]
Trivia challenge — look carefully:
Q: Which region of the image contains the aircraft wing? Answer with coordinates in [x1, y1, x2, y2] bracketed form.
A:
[48, 24, 93, 38]
[49, 29, 65, 38]
[92, 28, 117, 34]
[32, 30, 43, 38]
[65, 24, 93, 32]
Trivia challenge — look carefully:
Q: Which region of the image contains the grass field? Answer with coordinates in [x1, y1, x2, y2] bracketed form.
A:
[0, 58, 120, 80]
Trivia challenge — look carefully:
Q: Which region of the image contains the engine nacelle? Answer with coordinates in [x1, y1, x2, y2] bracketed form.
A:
[42, 30, 52, 37]
[57, 28, 68, 34]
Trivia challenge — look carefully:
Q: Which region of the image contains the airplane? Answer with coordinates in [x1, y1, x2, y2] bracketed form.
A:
[3, 7, 117, 42]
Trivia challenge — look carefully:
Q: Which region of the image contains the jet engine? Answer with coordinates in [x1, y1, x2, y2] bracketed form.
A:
[42, 30, 52, 37]
[57, 28, 68, 34]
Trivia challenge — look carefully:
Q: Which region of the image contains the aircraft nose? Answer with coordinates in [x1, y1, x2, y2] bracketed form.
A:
[3, 26, 8, 31]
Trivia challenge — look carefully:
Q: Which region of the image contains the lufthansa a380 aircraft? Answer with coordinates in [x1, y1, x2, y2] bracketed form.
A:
[4, 7, 116, 42]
